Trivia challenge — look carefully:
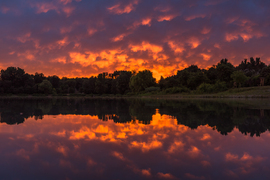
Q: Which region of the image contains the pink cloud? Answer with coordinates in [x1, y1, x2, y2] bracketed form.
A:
[107, 0, 139, 15]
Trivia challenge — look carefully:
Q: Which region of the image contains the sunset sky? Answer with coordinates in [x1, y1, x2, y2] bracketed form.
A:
[0, 0, 270, 79]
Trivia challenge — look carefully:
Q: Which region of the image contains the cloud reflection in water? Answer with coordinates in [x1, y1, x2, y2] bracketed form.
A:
[0, 109, 269, 180]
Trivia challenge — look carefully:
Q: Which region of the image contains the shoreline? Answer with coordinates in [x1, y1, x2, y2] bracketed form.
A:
[0, 85, 269, 100]
[0, 94, 269, 99]
[0, 94, 270, 109]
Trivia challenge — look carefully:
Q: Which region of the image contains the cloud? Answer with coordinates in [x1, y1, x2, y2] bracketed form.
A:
[224, 152, 265, 175]
[129, 140, 162, 152]
[112, 151, 126, 161]
[0, 0, 270, 79]
[107, 0, 139, 15]
[157, 172, 176, 179]
[185, 173, 206, 180]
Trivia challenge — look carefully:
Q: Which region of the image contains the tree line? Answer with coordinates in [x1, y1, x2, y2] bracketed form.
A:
[1, 57, 270, 95]
[0, 98, 269, 137]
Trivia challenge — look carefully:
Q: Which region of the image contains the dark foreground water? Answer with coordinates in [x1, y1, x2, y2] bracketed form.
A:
[1, 98, 270, 180]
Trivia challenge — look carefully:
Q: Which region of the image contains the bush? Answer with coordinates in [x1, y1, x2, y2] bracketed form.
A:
[197, 81, 228, 93]
[164, 87, 190, 94]
[213, 81, 228, 92]
[52, 88, 57, 95]
[248, 75, 260, 86]
[265, 75, 270, 85]
[145, 86, 160, 92]
[38, 80, 53, 94]
[197, 83, 214, 93]
[231, 71, 248, 87]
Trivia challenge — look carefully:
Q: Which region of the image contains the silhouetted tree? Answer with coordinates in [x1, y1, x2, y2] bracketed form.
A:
[216, 59, 235, 85]
[129, 70, 156, 92]
[34, 72, 45, 84]
[205, 66, 218, 84]
[95, 73, 112, 94]
[82, 77, 96, 94]
[38, 80, 53, 94]
[47, 75, 60, 89]
[231, 71, 249, 87]
[115, 71, 133, 94]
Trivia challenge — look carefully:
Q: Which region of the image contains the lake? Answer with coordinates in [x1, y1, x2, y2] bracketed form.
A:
[1, 98, 270, 180]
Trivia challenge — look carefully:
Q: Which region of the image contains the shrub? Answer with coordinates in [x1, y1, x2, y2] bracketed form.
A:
[145, 86, 160, 92]
[197, 83, 214, 93]
[197, 81, 228, 93]
[213, 81, 228, 92]
[231, 71, 248, 87]
[38, 80, 53, 94]
[164, 87, 190, 94]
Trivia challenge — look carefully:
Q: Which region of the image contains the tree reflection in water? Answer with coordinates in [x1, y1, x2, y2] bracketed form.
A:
[0, 98, 270, 179]
[0, 98, 269, 137]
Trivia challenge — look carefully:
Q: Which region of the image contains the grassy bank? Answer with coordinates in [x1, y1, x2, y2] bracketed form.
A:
[139, 86, 270, 99]
[0, 86, 269, 99]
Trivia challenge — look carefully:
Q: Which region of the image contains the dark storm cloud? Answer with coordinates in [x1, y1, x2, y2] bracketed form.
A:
[0, 0, 269, 78]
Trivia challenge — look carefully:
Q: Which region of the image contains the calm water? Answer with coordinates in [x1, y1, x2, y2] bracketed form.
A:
[1, 98, 270, 180]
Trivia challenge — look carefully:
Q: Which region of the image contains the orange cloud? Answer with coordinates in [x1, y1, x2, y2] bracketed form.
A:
[187, 37, 201, 48]
[129, 41, 165, 62]
[214, 43, 220, 49]
[69, 49, 131, 69]
[168, 41, 185, 54]
[158, 14, 178, 22]
[112, 151, 126, 161]
[107, 0, 139, 15]
[201, 53, 211, 61]
[200, 133, 211, 140]
[151, 110, 178, 127]
[188, 146, 201, 158]
[69, 52, 96, 66]
[56, 146, 68, 156]
[50, 57, 67, 64]
[17, 51, 35, 61]
[225, 152, 264, 163]
[50, 130, 66, 137]
[130, 140, 162, 152]
[129, 17, 152, 29]
[57, 37, 69, 46]
[87, 28, 97, 36]
[111, 33, 131, 42]
[141, 18, 152, 26]
[157, 172, 176, 179]
[69, 126, 96, 140]
[151, 64, 177, 80]
[225, 32, 263, 42]
[168, 141, 185, 153]
[130, 41, 163, 54]
[141, 169, 152, 177]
